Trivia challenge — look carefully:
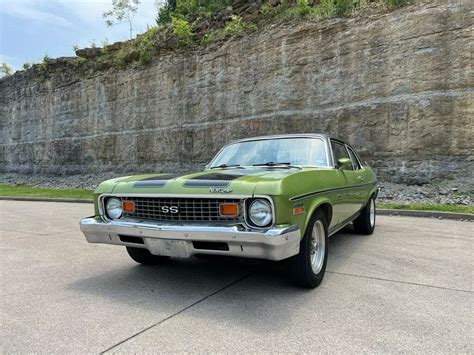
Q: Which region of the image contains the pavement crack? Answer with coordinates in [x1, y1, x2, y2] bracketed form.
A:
[327, 270, 472, 293]
[100, 273, 252, 354]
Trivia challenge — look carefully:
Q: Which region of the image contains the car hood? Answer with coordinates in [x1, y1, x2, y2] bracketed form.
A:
[96, 168, 303, 197]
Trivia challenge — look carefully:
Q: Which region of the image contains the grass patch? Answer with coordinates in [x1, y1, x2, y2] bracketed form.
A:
[378, 202, 474, 214]
[0, 184, 93, 200]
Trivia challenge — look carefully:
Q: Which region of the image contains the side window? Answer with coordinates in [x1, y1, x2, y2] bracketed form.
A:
[331, 141, 352, 169]
[347, 147, 362, 170]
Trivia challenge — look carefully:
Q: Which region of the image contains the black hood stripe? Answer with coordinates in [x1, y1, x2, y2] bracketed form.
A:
[133, 174, 180, 188]
[183, 173, 242, 187]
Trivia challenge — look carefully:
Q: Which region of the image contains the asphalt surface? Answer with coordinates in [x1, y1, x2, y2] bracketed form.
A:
[1, 200, 472, 353]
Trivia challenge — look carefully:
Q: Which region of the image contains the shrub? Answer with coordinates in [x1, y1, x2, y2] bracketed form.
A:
[170, 16, 194, 46]
[137, 28, 156, 64]
[201, 28, 225, 44]
[201, 14, 256, 45]
[314, 0, 337, 18]
[224, 15, 256, 36]
[260, 2, 273, 16]
[295, 0, 312, 16]
[37, 55, 50, 76]
[22, 63, 32, 70]
[157, 0, 231, 24]
[334, 0, 354, 16]
[115, 48, 128, 67]
[384, 0, 412, 8]
[224, 15, 245, 36]
[139, 49, 152, 65]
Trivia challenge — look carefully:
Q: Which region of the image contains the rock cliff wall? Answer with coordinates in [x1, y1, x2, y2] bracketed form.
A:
[1, 0, 472, 183]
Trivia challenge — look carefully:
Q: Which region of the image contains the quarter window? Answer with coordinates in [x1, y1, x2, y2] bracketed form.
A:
[347, 147, 362, 170]
[331, 141, 352, 169]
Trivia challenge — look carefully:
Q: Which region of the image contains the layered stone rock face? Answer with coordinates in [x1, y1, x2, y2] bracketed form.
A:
[1, 0, 472, 183]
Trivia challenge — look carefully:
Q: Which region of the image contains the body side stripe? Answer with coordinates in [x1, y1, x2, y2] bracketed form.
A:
[289, 181, 377, 202]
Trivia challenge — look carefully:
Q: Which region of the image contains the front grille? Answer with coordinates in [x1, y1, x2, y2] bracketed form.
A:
[117, 197, 244, 223]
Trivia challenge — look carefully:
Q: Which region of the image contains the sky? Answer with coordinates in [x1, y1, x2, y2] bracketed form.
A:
[0, 0, 159, 70]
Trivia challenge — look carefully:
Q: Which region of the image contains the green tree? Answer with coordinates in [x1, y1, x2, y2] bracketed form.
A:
[103, 0, 140, 39]
[0, 63, 13, 77]
[156, 0, 176, 25]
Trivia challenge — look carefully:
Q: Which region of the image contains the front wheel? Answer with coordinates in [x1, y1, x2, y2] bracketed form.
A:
[287, 209, 329, 288]
[353, 196, 376, 235]
[126, 247, 170, 265]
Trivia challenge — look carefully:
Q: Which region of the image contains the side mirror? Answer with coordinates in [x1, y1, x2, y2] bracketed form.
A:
[336, 158, 352, 170]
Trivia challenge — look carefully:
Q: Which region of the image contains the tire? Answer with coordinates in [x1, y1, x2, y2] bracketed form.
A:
[287, 209, 329, 288]
[126, 247, 170, 265]
[353, 196, 376, 235]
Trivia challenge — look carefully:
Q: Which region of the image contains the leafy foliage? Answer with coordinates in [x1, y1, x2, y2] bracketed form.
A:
[36, 55, 50, 76]
[201, 15, 256, 44]
[115, 48, 129, 67]
[384, 0, 412, 8]
[136, 27, 158, 64]
[0, 63, 13, 77]
[334, 0, 354, 16]
[170, 16, 194, 46]
[17, 0, 414, 75]
[157, 0, 231, 25]
[260, 0, 411, 19]
[22, 63, 32, 70]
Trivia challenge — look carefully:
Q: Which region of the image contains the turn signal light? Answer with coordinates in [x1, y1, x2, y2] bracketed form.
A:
[293, 205, 305, 215]
[219, 203, 239, 216]
[122, 200, 136, 213]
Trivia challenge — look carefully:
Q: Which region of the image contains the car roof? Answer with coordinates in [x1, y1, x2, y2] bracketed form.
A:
[229, 133, 343, 144]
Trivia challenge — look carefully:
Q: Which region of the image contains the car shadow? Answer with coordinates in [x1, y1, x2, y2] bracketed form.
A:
[67, 226, 363, 332]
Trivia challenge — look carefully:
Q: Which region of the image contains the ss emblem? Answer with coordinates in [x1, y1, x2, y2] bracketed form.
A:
[161, 206, 179, 214]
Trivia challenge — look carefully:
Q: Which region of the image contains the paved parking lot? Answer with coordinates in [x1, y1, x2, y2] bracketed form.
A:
[1, 200, 472, 353]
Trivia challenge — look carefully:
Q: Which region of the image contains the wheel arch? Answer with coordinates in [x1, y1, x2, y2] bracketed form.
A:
[302, 197, 333, 235]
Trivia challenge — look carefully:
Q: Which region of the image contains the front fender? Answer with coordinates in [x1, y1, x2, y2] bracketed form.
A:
[289, 196, 333, 238]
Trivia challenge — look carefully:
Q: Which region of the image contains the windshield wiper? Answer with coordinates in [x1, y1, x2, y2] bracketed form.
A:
[210, 164, 243, 169]
[252, 162, 302, 169]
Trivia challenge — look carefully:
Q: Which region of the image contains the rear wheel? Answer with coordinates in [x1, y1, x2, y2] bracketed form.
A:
[126, 247, 170, 265]
[287, 209, 328, 288]
[353, 196, 376, 235]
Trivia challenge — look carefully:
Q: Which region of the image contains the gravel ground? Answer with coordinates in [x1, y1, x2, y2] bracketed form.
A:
[1, 172, 472, 206]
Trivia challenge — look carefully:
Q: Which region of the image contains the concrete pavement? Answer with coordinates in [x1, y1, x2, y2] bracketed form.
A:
[1, 200, 472, 353]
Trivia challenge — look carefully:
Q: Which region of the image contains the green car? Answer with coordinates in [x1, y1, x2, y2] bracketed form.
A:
[80, 134, 378, 288]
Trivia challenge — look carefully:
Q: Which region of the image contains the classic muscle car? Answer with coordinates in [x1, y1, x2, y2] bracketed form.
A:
[80, 134, 378, 288]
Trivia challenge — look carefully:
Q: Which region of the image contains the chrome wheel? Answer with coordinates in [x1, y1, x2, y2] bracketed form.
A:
[310, 220, 326, 274]
[369, 199, 375, 227]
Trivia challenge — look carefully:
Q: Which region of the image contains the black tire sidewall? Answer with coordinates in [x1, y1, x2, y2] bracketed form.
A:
[289, 209, 329, 288]
[354, 196, 376, 235]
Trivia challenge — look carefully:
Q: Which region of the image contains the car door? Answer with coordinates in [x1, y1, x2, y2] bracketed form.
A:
[344, 145, 368, 212]
[330, 141, 360, 223]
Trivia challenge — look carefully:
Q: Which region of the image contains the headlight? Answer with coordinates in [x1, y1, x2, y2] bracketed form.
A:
[248, 199, 272, 227]
[106, 197, 122, 220]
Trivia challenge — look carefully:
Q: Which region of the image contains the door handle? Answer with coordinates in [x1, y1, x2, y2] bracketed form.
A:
[357, 176, 365, 181]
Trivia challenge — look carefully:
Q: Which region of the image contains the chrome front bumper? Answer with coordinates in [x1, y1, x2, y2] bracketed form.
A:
[79, 217, 301, 261]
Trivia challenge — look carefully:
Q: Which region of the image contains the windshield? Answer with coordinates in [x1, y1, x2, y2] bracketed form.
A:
[210, 138, 329, 168]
